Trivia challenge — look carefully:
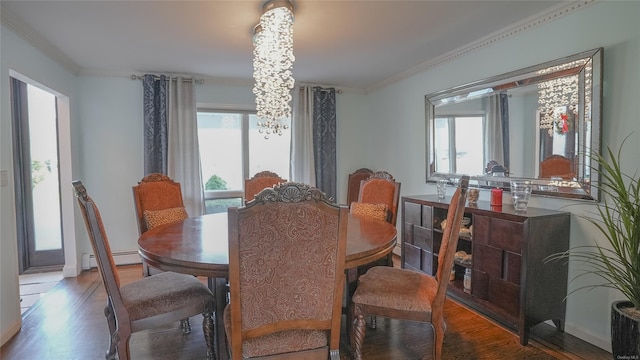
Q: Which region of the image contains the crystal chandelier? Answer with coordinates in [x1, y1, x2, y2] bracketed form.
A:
[537, 59, 591, 136]
[253, 0, 295, 139]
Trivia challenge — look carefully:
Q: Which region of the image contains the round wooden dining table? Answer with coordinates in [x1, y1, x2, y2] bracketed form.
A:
[138, 211, 397, 359]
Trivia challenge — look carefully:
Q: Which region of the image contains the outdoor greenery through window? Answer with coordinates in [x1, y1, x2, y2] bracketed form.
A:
[197, 110, 291, 214]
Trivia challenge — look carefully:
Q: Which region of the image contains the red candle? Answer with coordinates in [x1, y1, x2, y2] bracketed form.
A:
[491, 188, 503, 206]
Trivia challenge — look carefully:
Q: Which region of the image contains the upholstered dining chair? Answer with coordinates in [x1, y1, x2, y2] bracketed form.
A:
[346, 168, 373, 207]
[357, 171, 401, 226]
[133, 173, 188, 276]
[72, 181, 215, 360]
[243, 170, 287, 203]
[225, 182, 348, 360]
[539, 154, 575, 180]
[350, 175, 469, 360]
[132, 173, 188, 235]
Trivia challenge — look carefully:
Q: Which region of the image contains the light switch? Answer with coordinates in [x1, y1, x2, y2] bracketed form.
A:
[1, 170, 8, 187]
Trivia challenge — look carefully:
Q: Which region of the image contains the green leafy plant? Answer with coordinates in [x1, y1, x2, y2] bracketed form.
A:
[205, 174, 228, 191]
[546, 137, 640, 313]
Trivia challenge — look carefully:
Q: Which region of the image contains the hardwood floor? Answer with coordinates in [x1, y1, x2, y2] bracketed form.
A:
[1, 264, 610, 360]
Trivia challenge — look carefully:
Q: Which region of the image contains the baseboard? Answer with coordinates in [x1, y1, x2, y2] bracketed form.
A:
[564, 321, 611, 353]
[62, 264, 81, 278]
[0, 319, 21, 347]
[81, 250, 142, 270]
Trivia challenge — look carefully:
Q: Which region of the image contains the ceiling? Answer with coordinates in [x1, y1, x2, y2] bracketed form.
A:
[1, 0, 566, 90]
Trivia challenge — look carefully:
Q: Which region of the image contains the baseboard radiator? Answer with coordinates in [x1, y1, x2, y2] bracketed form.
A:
[81, 250, 141, 270]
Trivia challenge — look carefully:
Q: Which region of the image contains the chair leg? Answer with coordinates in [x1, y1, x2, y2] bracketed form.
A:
[352, 304, 367, 360]
[202, 307, 215, 360]
[433, 321, 446, 360]
[103, 301, 117, 360]
[116, 331, 132, 360]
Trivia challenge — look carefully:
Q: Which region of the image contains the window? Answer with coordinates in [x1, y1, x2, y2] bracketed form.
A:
[197, 110, 291, 214]
[434, 115, 484, 175]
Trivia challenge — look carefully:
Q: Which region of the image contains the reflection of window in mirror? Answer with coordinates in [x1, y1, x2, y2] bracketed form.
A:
[434, 115, 484, 175]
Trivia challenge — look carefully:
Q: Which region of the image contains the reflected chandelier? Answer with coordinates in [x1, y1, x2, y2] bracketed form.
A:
[253, 0, 295, 139]
[537, 59, 591, 136]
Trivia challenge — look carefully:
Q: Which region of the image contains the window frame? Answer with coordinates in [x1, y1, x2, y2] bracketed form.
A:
[435, 113, 485, 174]
[197, 108, 252, 204]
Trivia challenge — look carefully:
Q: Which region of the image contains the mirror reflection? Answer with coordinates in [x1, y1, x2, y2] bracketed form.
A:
[426, 48, 603, 200]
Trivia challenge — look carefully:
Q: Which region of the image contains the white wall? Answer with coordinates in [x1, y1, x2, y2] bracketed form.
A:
[0, 23, 78, 345]
[1, 0, 638, 351]
[363, 1, 640, 350]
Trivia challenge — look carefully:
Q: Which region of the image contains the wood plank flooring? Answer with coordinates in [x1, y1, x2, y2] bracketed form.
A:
[1, 264, 610, 360]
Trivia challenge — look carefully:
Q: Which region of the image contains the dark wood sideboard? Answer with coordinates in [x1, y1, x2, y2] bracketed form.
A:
[401, 195, 570, 345]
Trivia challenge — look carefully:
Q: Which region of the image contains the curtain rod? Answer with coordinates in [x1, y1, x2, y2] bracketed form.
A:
[313, 87, 343, 94]
[131, 75, 204, 84]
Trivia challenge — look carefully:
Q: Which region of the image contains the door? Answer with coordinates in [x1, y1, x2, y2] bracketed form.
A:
[10, 77, 65, 272]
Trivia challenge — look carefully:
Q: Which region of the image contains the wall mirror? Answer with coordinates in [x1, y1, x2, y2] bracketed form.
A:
[425, 48, 603, 201]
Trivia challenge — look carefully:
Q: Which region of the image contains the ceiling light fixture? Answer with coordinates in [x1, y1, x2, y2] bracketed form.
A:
[252, 0, 295, 139]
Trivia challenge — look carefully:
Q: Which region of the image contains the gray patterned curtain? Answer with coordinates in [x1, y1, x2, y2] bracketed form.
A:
[312, 87, 337, 200]
[500, 93, 510, 169]
[143, 74, 168, 174]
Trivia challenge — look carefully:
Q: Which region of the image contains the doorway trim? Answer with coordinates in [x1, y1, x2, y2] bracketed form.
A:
[9, 70, 78, 278]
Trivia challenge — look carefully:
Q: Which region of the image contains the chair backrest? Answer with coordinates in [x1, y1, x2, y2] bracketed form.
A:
[73, 181, 127, 319]
[358, 171, 401, 225]
[434, 176, 469, 302]
[244, 171, 286, 203]
[539, 154, 574, 179]
[132, 173, 186, 234]
[227, 182, 348, 359]
[346, 168, 373, 206]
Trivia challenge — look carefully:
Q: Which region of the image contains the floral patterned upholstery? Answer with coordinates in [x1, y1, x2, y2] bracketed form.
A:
[226, 182, 347, 359]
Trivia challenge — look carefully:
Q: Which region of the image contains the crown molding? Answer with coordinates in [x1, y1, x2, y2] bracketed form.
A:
[1, 4, 80, 75]
[366, 0, 597, 93]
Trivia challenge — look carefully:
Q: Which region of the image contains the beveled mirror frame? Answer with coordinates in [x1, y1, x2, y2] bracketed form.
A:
[425, 48, 603, 201]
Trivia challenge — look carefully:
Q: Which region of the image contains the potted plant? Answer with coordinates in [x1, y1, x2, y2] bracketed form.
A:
[546, 137, 639, 358]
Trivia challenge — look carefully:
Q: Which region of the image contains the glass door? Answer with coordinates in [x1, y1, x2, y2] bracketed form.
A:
[11, 78, 64, 272]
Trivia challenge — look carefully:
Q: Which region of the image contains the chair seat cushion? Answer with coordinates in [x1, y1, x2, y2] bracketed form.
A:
[120, 271, 212, 321]
[143, 206, 188, 230]
[223, 305, 327, 358]
[352, 266, 437, 313]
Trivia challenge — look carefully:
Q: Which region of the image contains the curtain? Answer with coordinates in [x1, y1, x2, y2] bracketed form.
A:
[313, 87, 337, 200]
[167, 77, 204, 217]
[500, 93, 510, 169]
[290, 86, 316, 186]
[143, 75, 168, 174]
[484, 93, 510, 170]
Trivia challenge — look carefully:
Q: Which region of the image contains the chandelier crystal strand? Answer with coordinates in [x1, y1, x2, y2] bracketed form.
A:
[253, 2, 295, 139]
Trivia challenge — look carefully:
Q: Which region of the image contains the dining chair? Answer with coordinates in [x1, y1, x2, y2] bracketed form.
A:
[132, 173, 188, 277]
[132, 173, 188, 235]
[72, 180, 215, 360]
[243, 170, 287, 203]
[225, 182, 348, 360]
[346, 168, 373, 207]
[357, 171, 401, 226]
[539, 154, 575, 179]
[350, 175, 469, 360]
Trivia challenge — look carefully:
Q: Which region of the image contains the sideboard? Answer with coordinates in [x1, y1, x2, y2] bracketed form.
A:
[401, 194, 571, 345]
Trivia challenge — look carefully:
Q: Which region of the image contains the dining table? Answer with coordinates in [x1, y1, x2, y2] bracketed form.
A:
[138, 211, 397, 359]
